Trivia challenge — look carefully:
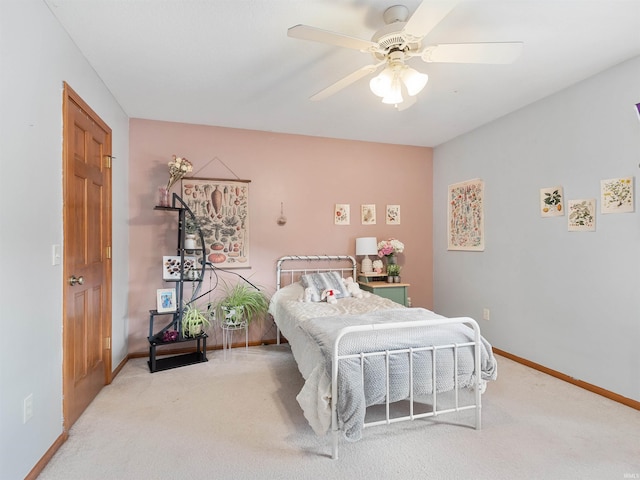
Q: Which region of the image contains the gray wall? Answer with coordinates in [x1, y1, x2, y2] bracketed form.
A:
[433, 55, 640, 402]
[0, 1, 130, 478]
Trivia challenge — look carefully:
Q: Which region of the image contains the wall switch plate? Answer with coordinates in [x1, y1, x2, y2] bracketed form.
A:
[23, 394, 33, 423]
[52, 245, 61, 266]
[483, 308, 490, 321]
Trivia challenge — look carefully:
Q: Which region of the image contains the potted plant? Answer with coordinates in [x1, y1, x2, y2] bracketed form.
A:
[184, 216, 201, 251]
[386, 264, 401, 283]
[180, 301, 212, 338]
[213, 281, 269, 328]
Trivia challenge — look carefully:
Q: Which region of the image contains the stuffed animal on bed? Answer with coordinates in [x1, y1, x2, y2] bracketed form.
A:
[298, 287, 314, 303]
[320, 289, 338, 304]
[342, 277, 370, 299]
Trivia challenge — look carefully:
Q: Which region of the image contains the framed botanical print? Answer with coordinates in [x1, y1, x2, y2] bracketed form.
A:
[181, 178, 251, 268]
[386, 205, 401, 225]
[361, 204, 376, 225]
[447, 179, 485, 251]
[540, 186, 564, 217]
[335, 204, 350, 225]
[568, 199, 596, 231]
[601, 177, 634, 214]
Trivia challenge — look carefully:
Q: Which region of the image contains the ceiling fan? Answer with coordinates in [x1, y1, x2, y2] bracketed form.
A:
[288, 1, 523, 109]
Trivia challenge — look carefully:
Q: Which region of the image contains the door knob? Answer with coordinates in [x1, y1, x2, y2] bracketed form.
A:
[69, 275, 84, 286]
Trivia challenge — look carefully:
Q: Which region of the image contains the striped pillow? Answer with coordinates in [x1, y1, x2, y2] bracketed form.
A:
[300, 271, 349, 302]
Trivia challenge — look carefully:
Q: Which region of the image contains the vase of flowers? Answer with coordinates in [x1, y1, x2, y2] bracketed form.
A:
[166, 155, 193, 190]
[157, 186, 170, 207]
[377, 238, 405, 265]
[158, 155, 193, 206]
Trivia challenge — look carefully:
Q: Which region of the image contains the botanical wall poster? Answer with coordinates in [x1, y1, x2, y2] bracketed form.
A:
[181, 178, 250, 268]
[600, 177, 634, 214]
[334, 204, 350, 225]
[361, 204, 376, 225]
[447, 178, 485, 251]
[568, 199, 596, 231]
[540, 186, 564, 217]
[386, 205, 401, 225]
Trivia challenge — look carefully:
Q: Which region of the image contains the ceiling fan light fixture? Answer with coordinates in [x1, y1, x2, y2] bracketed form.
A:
[289, 3, 524, 105]
[369, 67, 394, 98]
[401, 67, 428, 96]
[381, 77, 403, 105]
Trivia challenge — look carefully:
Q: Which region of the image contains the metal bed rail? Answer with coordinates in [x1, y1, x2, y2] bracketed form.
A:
[275, 255, 357, 290]
[275, 255, 357, 344]
[330, 317, 483, 460]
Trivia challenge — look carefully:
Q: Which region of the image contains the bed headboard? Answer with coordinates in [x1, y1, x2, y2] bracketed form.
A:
[276, 255, 357, 290]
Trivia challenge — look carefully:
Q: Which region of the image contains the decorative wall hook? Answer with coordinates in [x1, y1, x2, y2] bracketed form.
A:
[277, 202, 287, 226]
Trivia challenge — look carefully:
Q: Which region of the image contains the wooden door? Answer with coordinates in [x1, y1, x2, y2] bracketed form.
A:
[62, 83, 112, 430]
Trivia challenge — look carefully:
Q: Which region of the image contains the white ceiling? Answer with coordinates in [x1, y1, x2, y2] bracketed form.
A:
[44, 0, 640, 147]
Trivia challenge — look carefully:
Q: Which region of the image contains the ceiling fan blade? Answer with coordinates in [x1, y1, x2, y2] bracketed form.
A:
[403, 0, 460, 41]
[310, 62, 385, 101]
[422, 42, 524, 64]
[288, 24, 378, 52]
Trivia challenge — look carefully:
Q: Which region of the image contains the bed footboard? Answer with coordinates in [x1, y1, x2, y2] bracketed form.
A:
[330, 317, 483, 460]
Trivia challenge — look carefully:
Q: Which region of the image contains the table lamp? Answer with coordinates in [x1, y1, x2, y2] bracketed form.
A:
[356, 237, 378, 274]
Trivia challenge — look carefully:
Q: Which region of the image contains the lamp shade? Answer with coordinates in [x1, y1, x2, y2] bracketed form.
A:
[369, 68, 394, 98]
[356, 237, 378, 274]
[401, 67, 428, 96]
[381, 76, 403, 105]
[356, 237, 378, 256]
[370, 63, 428, 105]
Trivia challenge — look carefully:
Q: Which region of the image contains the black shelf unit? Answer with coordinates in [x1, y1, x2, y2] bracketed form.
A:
[148, 194, 208, 373]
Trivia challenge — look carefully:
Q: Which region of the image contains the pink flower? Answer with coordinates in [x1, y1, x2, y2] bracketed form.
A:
[377, 238, 405, 257]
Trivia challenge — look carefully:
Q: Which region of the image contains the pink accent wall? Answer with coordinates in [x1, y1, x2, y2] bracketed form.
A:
[128, 119, 433, 354]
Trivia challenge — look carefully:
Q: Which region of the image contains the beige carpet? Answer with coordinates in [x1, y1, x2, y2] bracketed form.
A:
[37, 346, 640, 480]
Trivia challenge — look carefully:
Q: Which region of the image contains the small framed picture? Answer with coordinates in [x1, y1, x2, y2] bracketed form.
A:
[156, 288, 177, 313]
[335, 204, 350, 225]
[568, 199, 596, 231]
[601, 177, 634, 214]
[162, 255, 197, 280]
[540, 186, 564, 217]
[386, 205, 401, 225]
[361, 204, 376, 224]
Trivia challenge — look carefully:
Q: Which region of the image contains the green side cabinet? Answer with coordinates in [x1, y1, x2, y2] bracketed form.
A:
[358, 281, 410, 307]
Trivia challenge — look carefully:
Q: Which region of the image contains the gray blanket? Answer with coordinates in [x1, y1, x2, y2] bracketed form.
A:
[300, 308, 497, 441]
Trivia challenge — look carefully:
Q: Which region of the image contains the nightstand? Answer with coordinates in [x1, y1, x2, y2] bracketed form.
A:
[358, 281, 410, 307]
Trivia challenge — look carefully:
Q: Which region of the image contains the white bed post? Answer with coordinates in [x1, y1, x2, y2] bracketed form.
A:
[469, 317, 483, 430]
[331, 347, 340, 460]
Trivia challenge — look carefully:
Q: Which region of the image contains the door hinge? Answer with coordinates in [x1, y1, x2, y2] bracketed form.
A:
[105, 245, 112, 259]
[104, 155, 115, 169]
[104, 337, 111, 350]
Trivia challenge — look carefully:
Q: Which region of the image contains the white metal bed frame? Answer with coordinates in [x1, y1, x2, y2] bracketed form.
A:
[273, 255, 483, 459]
[275, 255, 357, 344]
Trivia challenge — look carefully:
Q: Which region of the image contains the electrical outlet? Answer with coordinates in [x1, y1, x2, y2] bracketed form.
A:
[482, 308, 490, 321]
[23, 394, 33, 423]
